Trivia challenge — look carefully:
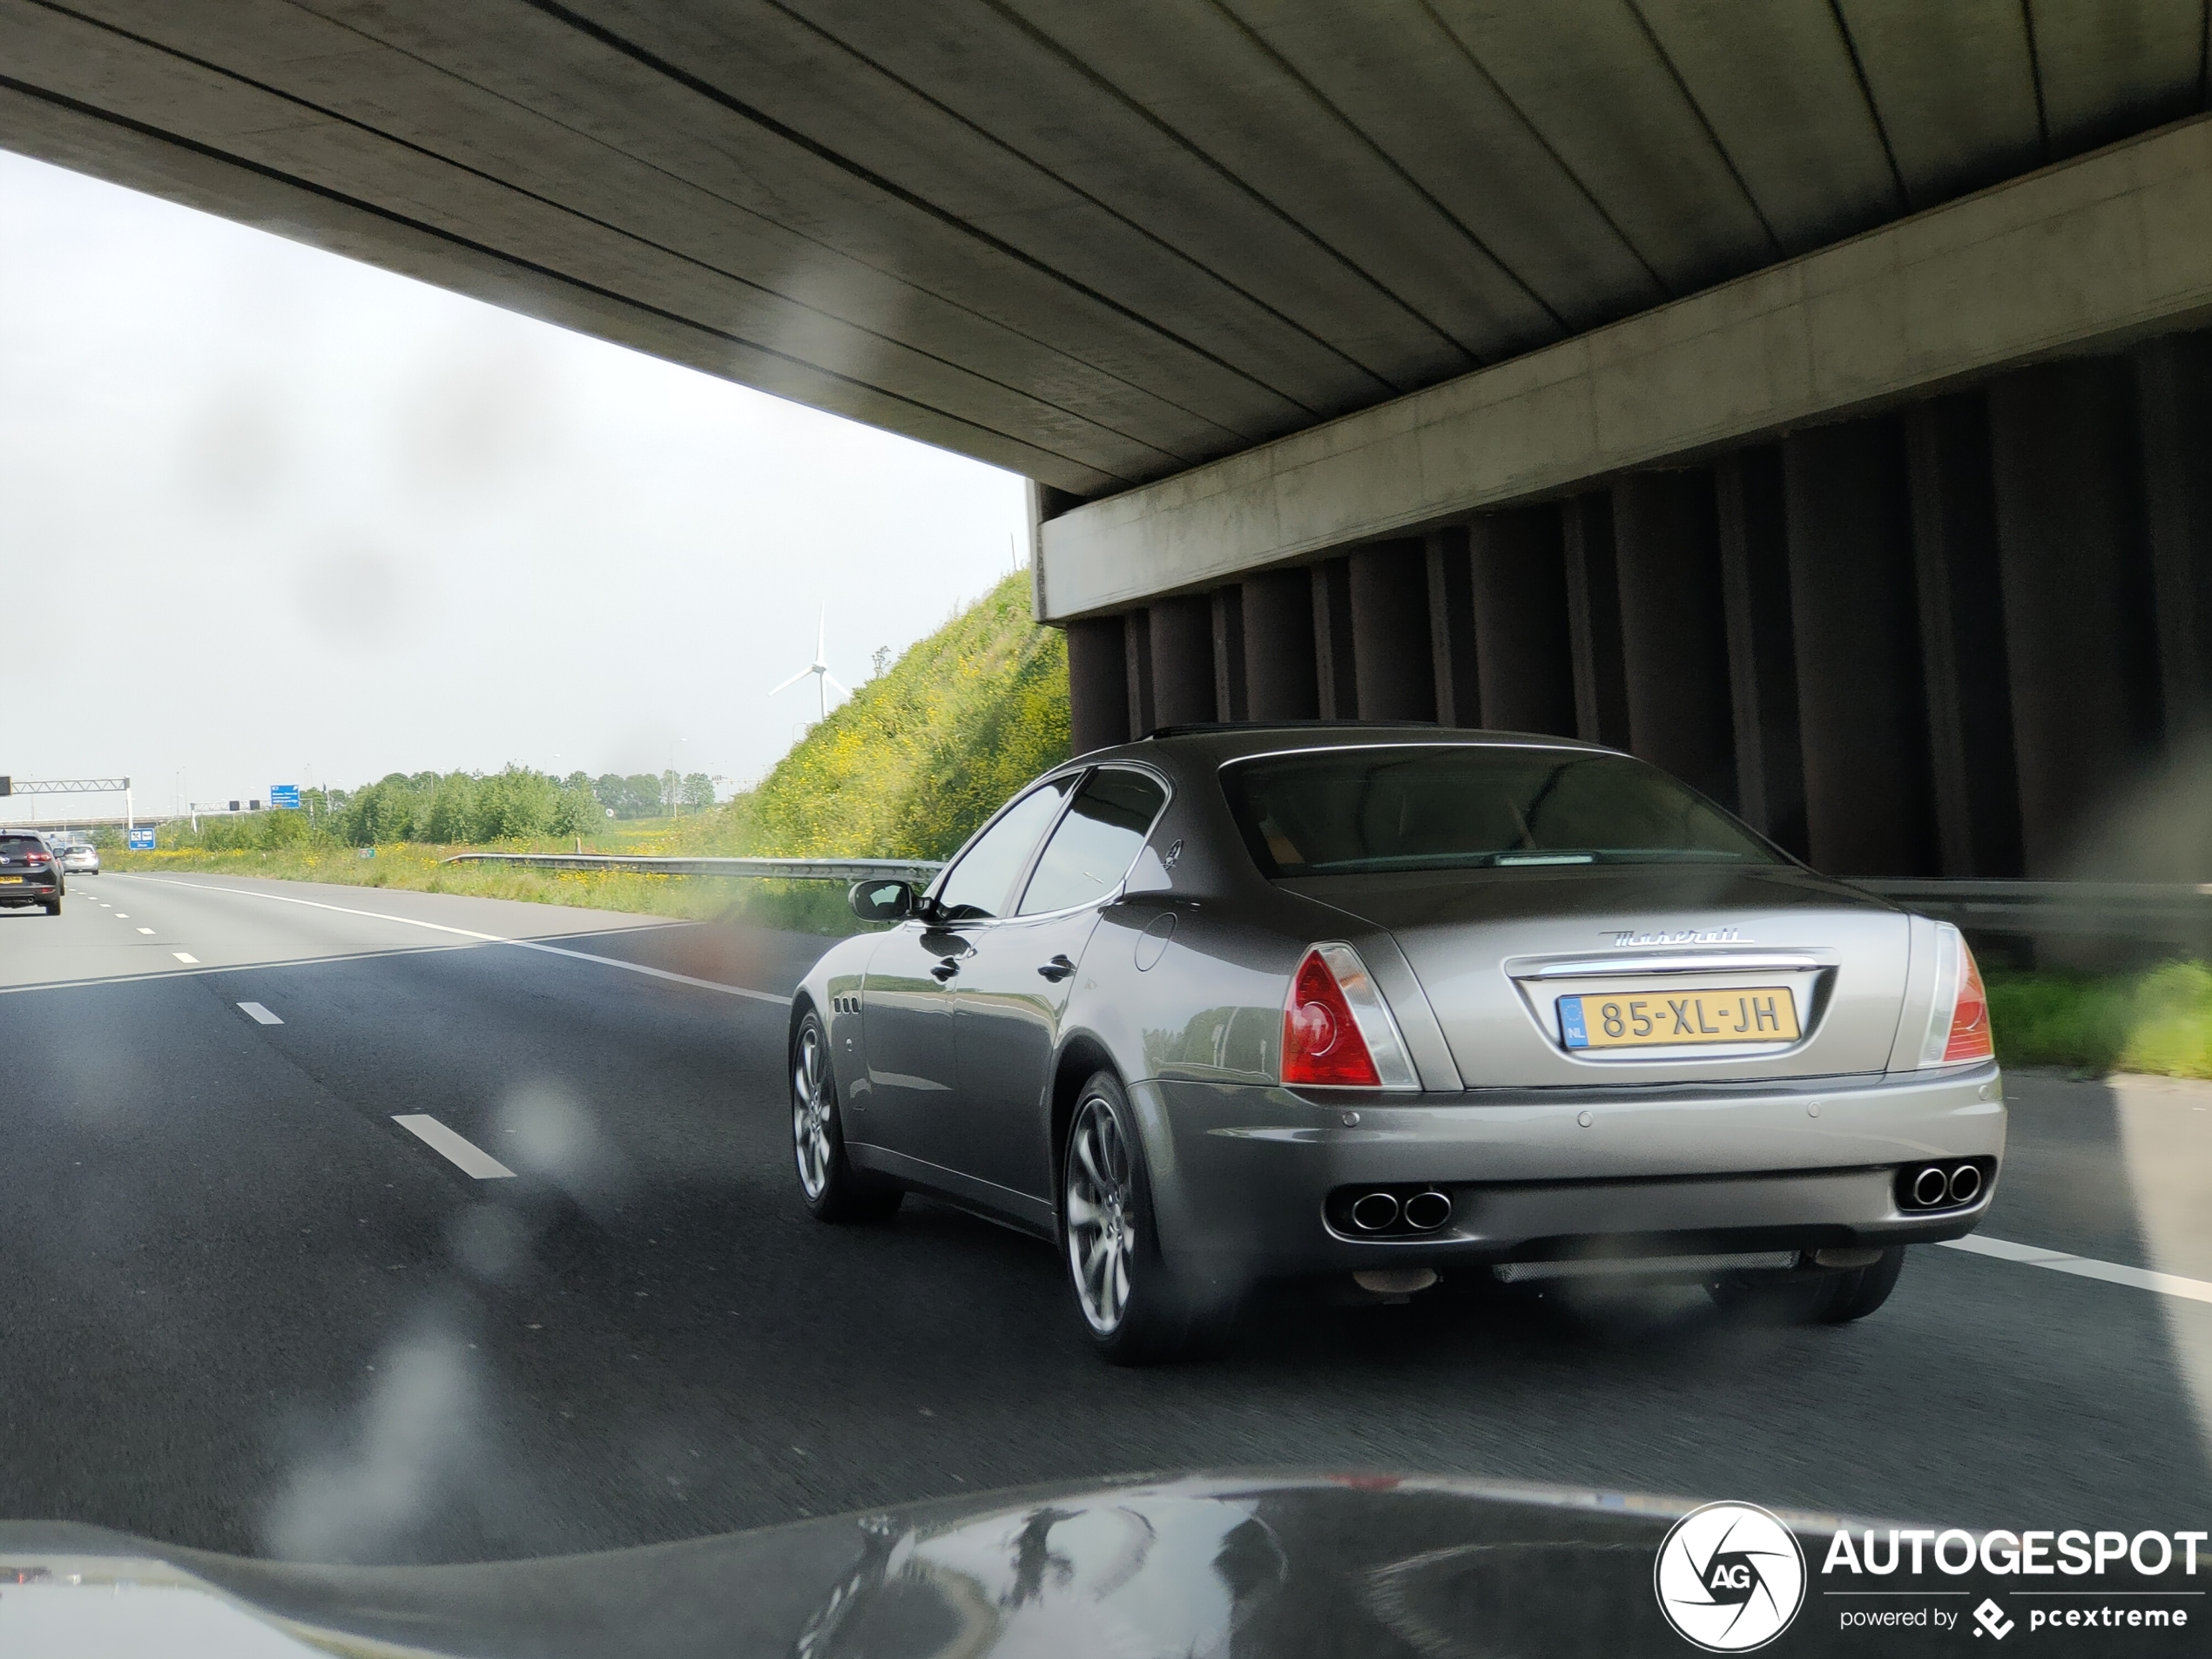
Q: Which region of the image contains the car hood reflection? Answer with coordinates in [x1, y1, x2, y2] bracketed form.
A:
[794, 1489, 1284, 1658]
[0, 1471, 1898, 1658]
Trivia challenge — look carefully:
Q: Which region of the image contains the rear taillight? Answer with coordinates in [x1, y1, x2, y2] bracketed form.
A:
[1944, 944, 1993, 1063]
[1918, 923, 1994, 1067]
[1280, 943, 1420, 1090]
[24, 851, 49, 867]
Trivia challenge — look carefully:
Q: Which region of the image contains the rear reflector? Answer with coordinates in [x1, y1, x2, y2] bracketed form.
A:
[1281, 943, 1420, 1090]
[1918, 922, 1995, 1068]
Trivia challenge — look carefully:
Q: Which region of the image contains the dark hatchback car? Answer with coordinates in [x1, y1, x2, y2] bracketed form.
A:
[0, 832, 65, 914]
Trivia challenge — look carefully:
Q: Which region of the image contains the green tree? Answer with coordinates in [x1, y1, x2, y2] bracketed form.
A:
[679, 772, 716, 811]
[342, 778, 418, 845]
[471, 765, 560, 842]
[421, 774, 478, 843]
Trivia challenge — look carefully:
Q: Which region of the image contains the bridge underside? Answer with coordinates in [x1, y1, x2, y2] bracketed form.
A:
[8, 4, 2212, 885]
[4, 3, 2208, 496]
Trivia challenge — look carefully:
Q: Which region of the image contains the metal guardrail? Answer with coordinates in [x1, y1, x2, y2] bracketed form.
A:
[1855, 880, 2212, 951]
[441, 853, 945, 884]
[437, 859, 2207, 948]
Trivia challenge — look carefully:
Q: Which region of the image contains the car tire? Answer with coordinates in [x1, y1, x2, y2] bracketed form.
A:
[1060, 1071, 1223, 1366]
[1710, 1248, 1906, 1324]
[43, 898, 60, 916]
[790, 1009, 900, 1224]
[1812, 1246, 1905, 1323]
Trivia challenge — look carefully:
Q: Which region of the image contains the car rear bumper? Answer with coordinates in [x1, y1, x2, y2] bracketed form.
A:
[0, 877, 60, 902]
[1134, 1063, 2005, 1297]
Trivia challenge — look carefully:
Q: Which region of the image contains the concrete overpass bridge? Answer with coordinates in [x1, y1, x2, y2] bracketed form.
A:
[8, 2, 2212, 880]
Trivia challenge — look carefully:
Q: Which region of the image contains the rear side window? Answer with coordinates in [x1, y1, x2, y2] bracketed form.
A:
[1018, 769, 1167, 914]
[1220, 745, 1779, 877]
[933, 779, 1074, 921]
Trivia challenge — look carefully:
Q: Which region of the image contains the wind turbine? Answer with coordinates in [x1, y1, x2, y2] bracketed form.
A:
[769, 610, 848, 721]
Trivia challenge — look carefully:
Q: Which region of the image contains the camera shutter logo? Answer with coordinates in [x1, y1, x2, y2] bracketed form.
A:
[1653, 1501, 1806, 1651]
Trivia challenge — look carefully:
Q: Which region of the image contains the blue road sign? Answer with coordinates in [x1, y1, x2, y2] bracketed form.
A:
[270, 784, 301, 810]
[128, 827, 156, 850]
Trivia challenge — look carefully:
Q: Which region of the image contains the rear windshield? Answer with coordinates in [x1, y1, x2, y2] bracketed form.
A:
[0, 837, 46, 855]
[1220, 745, 1781, 877]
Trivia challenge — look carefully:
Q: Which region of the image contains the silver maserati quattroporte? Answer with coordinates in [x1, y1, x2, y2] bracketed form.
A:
[791, 725, 2002, 1363]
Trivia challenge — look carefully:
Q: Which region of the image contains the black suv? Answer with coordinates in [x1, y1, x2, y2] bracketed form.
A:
[0, 833, 64, 914]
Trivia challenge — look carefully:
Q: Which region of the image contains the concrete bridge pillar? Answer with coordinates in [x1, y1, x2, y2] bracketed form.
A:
[1783, 418, 1937, 878]
[1715, 447, 1806, 856]
[1988, 359, 2163, 875]
[1210, 589, 1247, 721]
[1243, 570, 1318, 719]
[2136, 329, 2212, 733]
[1066, 617, 1128, 755]
[1561, 492, 1632, 750]
[1611, 472, 1737, 808]
[1348, 542, 1433, 721]
[1905, 394, 2022, 877]
[1468, 506, 1575, 737]
[1147, 597, 1214, 729]
[1426, 528, 1480, 728]
[1312, 558, 1357, 718]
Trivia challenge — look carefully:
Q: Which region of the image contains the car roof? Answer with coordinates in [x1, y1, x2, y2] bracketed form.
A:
[1067, 721, 1611, 777]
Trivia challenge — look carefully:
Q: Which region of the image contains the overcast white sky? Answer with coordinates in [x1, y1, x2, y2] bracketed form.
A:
[0, 148, 1029, 819]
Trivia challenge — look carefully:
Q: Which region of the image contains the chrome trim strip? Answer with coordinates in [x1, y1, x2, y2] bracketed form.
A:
[1519, 953, 1826, 979]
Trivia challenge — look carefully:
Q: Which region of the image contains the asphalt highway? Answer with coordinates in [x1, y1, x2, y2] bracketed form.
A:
[3, 873, 2209, 1564]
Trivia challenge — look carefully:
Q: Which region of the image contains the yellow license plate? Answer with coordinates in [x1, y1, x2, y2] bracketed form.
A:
[0, 875, 21, 884]
[1560, 987, 1799, 1050]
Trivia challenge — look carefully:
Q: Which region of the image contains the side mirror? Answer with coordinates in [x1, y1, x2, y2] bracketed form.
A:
[848, 880, 916, 922]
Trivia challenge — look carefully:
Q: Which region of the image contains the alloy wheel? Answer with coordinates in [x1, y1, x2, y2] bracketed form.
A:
[792, 1022, 833, 1201]
[1065, 1096, 1136, 1334]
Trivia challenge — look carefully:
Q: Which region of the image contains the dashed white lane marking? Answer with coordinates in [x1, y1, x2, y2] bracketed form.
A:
[132, 877, 790, 1005]
[136, 927, 154, 934]
[238, 1001, 282, 1025]
[393, 1115, 516, 1179]
[114, 914, 129, 919]
[1940, 1235, 2212, 1305]
[172, 952, 198, 964]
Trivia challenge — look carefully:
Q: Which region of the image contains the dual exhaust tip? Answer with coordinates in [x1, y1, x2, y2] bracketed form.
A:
[1905, 1161, 1983, 1211]
[1348, 1188, 1453, 1234]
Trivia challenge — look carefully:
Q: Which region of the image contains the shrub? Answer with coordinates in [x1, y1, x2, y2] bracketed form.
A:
[1987, 959, 2212, 1078]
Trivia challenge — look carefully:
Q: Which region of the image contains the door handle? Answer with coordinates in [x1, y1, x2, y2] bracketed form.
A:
[1037, 954, 1076, 981]
[931, 961, 961, 981]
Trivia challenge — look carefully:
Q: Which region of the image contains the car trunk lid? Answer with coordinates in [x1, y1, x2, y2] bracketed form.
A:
[1285, 863, 1914, 1087]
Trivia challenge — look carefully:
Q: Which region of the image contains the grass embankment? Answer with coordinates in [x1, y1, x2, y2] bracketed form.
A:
[1987, 961, 2212, 1078]
[108, 570, 1070, 934]
[111, 835, 741, 923]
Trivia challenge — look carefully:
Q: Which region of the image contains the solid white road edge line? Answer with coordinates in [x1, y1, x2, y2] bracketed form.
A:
[238, 1001, 283, 1025]
[392, 1114, 516, 1180]
[1940, 1235, 2212, 1305]
[125, 876, 791, 1005]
